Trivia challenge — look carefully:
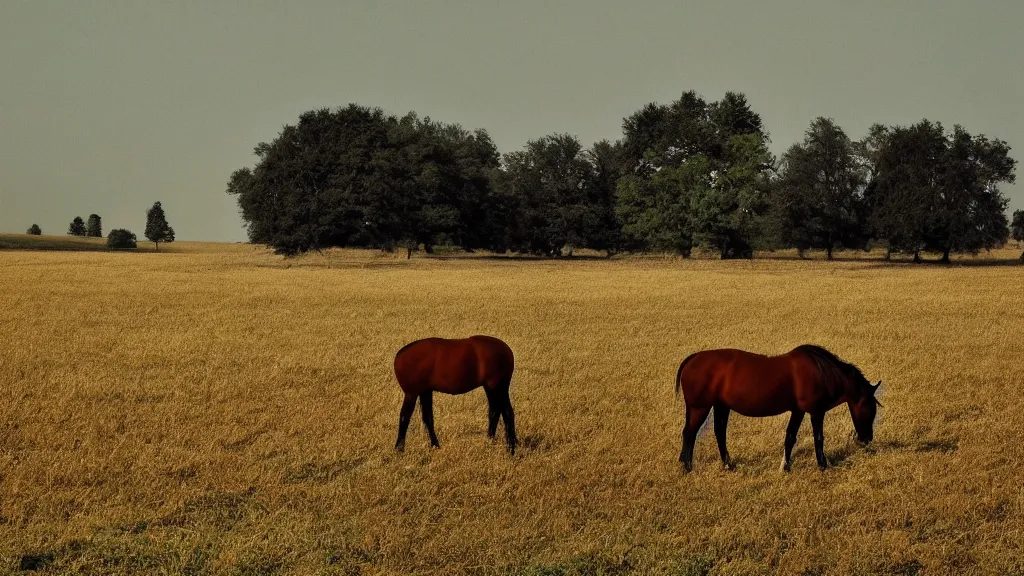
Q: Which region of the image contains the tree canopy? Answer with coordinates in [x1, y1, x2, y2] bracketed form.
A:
[226, 95, 1017, 262]
[772, 118, 868, 259]
[145, 201, 175, 251]
[87, 214, 102, 238]
[68, 216, 86, 237]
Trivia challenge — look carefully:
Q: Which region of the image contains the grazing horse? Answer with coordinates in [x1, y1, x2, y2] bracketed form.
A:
[393, 335, 517, 454]
[674, 344, 882, 472]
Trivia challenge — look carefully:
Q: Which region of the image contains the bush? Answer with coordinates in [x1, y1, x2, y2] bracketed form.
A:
[107, 229, 137, 249]
[27, 224, 42, 235]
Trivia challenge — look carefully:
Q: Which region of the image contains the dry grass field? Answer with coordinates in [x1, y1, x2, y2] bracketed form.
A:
[1, 237, 1023, 575]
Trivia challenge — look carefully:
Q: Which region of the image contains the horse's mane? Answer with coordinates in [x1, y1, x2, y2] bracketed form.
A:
[793, 344, 868, 394]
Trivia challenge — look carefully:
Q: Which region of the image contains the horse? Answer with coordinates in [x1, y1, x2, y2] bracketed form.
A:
[393, 335, 517, 454]
[674, 344, 882, 472]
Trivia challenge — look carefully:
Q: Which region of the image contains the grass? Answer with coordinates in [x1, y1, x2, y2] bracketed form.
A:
[0, 242, 1022, 575]
[0, 233, 189, 253]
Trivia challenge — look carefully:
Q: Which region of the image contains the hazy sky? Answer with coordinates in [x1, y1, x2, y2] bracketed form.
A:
[3, 1, 1022, 242]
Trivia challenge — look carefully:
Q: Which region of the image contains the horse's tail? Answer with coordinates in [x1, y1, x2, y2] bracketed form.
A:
[675, 352, 699, 400]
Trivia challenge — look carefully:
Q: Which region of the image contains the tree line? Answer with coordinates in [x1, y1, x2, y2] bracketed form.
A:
[26, 203, 177, 251]
[226, 92, 1021, 261]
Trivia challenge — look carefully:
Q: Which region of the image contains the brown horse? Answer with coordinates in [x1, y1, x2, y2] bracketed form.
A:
[393, 335, 517, 454]
[675, 344, 882, 472]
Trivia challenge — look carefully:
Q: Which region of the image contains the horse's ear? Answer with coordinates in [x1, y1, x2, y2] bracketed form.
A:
[872, 380, 882, 393]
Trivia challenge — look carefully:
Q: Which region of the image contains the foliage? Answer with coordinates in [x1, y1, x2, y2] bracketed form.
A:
[772, 118, 869, 259]
[491, 134, 609, 256]
[1012, 209, 1024, 260]
[867, 121, 1015, 262]
[227, 105, 499, 256]
[225, 98, 1018, 261]
[107, 228, 137, 249]
[87, 214, 103, 237]
[27, 224, 42, 235]
[68, 216, 86, 236]
[145, 201, 175, 251]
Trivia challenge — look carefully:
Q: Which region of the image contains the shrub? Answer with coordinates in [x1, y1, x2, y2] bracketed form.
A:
[27, 224, 42, 235]
[107, 229, 137, 249]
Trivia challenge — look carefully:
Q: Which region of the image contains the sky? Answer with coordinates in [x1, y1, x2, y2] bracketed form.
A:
[2, 1, 1022, 242]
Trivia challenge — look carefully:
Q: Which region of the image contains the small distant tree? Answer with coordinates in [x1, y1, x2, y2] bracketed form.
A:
[86, 214, 102, 237]
[145, 201, 175, 251]
[107, 229, 137, 249]
[68, 216, 86, 236]
[1012, 209, 1024, 260]
[27, 224, 42, 235]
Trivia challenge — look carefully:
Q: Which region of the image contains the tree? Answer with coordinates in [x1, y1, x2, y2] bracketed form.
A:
[226, 104, 500, 256]
[107, 229, 137, 249]
[585, 139, 626, 255]
[26, 224, 41, 235]
[615, 159, 709, 255]
[1011, 209, 1024, 260]
[145, 201, 175, 251]
[867, 120, 1016, 262]
[772, 118, 869, 259]
[617, 90, 773, 259]
[68, 216, 86, 236]
[86, 214, 102, 237]
[492, 134, 601, 256]
[688, 132, 774, 258]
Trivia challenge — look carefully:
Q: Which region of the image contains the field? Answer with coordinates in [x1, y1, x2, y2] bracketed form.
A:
[1, 237, 1023, 575]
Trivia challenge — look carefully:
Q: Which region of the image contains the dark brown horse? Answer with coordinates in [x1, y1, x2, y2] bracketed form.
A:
[393, 335, 517, 454]
[675, 344, 882, 472]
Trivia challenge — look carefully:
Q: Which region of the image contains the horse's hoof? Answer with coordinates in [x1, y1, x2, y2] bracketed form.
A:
[780, 460, 791, 472]
[722, 462, 736, 471]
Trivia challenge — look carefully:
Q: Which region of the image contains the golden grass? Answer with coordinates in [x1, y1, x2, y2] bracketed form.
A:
[1, 242, 1022, 575]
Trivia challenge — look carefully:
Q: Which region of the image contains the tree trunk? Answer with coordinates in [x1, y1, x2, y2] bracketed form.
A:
[941, 248, 951, 263]
[826, 246, 833, 261]
[884, 247, 892, 262]
[913, 250, 922, 264]
[155, 240, 159, 253]
[406, 247, 411, 259]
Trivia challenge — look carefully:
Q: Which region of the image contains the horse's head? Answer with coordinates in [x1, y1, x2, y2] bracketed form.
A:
[849, 380, 882, 445]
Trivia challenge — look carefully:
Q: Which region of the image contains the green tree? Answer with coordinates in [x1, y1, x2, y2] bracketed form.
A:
[772, 118, 869, 259]
[86, 214, 102, 237]
[145, 201, 175, 251]
[617, 90, 772, 259]
[688, 132, 774, 258]
[868, 121, 1015, 262]
[1012, 209, 1024, 260]
[27, 224, 41, 235]
[615, 159, 709, 255]
[68, 216, 86, 236]
[492, 134, 601, 256]
[585, 139, 626, 255]
[226, 105, 499, 256]
[107, 229, 137, 249]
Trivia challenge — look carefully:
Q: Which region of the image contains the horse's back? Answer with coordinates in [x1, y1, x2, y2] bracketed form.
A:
[394, 335, 512, 394]
[677, 348, 798, 416]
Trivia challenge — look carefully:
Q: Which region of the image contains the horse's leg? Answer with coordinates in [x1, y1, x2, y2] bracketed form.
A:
[395, 392, 417, 452]
[498, 386, 516, 455]
[713, 405, 734, 470]
[810, 412, 827, 470]
[484, 387, 501, 439]
[781, 411, 805, 472]
[680, 406, 711, 472]
[419, 391, 440, 448]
